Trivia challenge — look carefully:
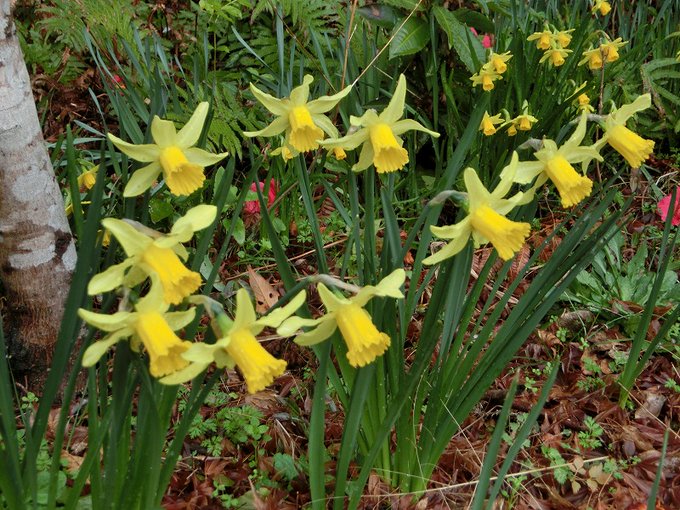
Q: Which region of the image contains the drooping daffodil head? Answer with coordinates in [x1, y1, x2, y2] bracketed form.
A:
[597, 94, 654, 168]
[161, 289, 306, 393]
[509, 113, 602, 208]
[108, 102, 228, 197]
[79, 274, 195, 378]
[527, 30, 554, 50]
[243, 75, 352, 154]
[424, 154, 532, 265]
[277, 269, 406, 368]
[87, 205, 217, 305]
[320, 75, 439, 174]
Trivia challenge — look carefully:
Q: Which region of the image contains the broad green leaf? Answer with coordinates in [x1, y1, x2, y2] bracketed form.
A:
[389, 17, 430, 59]
[149, 198, 174, 223]
[433, 6, 485, 73]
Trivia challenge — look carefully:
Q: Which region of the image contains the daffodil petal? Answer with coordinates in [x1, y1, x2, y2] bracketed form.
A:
[176, 102, 210, 148]
[430, 219, 471, 240]
[293, 316, 338, 346]
[184, 147, 228, 167]
[276, 316, 324, 336]
[122, 265, 147, 288]
[257, 291, 307, 329]
[611, 93, 651, 125]
[123, 161, 162, 197]
[79, 308, 133, 331]
[249, 82, 289, 116]
[165, 309, 197, 330]
[243, 116, 289, 138]
[463, 167, 492, 204]
[318, 283, 350, 313]
[563, 112, 588, 149]
[166, 205, 217, 243]
[320, 129, 368, 151]
[353, 142, 375, 172]
[182, 342, 221, 364]
[87, 260, 133, 295]
[492, 152, 520, 198]
[353, 269, 405, 307]
[151, 117, 178, 147]
[101, 218, 151, 256]
[107, 133, 161, 162]
[390, 119, 440, 138]
[380, 74, 407, 125]
[135, 273, 168, 314]
[232, 288, 258, 331]
[512, 161, 545, 184]
[82, 330, 131, 367]
[289, 75, 313, 105]
[423, 234, 471, 265]
[312, 114, 340, 139]
[160, 362, 210, 385]
[307, 84, 353, 114]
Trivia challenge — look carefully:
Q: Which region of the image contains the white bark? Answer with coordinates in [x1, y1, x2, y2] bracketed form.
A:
[0, 0, 76, 391]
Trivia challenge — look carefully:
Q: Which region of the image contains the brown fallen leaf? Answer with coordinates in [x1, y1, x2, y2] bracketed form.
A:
[247, 266, 279, 314]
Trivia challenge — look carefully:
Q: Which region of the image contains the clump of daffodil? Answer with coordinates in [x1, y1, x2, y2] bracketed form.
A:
[579, 37, 627, 69]
[592, 0, 612, 16]
[424, 154, 532, 265]
[161, 289, 306, 393]
[470, 52, 511, 91]
[596, 94, 655, 168]
[88, 205, 216, 305]
[278, 270, 405, 368]
[480, 111, 504, 136]
[243, 75, 352, 155]
[79, 274, 195, 379]
[507, 113, 602, 208]
[320, 75, 439, 173]
[108, 102, 228, 197]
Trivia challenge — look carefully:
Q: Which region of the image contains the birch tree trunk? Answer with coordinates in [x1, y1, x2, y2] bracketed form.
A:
[0, 1, 76, 393]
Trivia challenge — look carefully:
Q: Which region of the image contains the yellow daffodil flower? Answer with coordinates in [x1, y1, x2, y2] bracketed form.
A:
[108, 103, 228, 197]
[540, 47, 572, 67]
[596, 94, 654, 168]
[528, 30, 554, 50]
[488, 51, 513, 74]
[79, 274, 195, 378]
[575, 93, 595, 113]
[78, 166, 97, 191]
[244, 75, 352, 154]
[88, 205, 216, 305]
[277, 269, 405, 368]
[471, 66, 502, 91]
[592, 0, 611, 16]
[161, 289, 306, 393]
[507, 124, 518, 136]
[579, 46, 604, 69]
[555, 29, 574, 48]
[480, 111, 504, 136]
[424, 154, 531, 265]
[508, 113, 601, 207]
[600, 38, 626, 63]
[320, 75, 439, 173]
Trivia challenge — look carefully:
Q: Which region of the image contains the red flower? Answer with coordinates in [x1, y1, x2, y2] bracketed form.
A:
[244, 179, 277, 215]
[657, 187, 680, 226]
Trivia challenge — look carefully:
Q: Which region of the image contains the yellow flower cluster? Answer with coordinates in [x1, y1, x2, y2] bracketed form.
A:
[470, 51, 513, 91]
[244, 74, 439, 174]
[528, 27, 574, 67]
[579, 37, 627, 70]
[427, 95, 655, 264]
[480, 101, 538, 137]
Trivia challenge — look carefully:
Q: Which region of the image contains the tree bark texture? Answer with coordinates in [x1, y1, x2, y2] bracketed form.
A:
[0, 1, 76, 393]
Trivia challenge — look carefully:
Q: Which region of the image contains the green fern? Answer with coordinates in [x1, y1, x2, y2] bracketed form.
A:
[251, 0, 342, 41]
